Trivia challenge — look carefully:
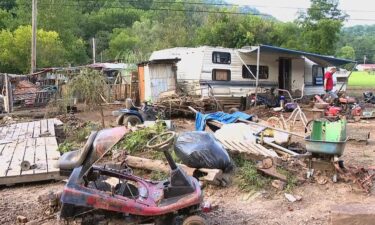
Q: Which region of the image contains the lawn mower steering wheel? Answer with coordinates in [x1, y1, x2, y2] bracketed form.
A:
[146, 131, 176, 151]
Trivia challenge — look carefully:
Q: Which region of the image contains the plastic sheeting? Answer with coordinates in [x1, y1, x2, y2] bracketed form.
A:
[174, 131, 234, 172]
[195, 111, 252, 131]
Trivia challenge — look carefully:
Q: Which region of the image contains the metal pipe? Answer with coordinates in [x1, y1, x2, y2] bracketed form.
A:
[261, 139, 299, 156]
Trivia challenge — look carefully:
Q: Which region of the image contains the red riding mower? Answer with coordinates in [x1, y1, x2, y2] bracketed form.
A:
[57, 127, 207, 225]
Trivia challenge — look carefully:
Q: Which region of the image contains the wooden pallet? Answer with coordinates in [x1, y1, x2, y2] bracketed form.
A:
[215, 136, 279, 161]
[0, 118, 63, 185]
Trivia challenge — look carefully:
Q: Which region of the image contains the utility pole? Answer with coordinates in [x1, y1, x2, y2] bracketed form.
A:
[92, 38, 96, 64]
[31, 0, 37, 73]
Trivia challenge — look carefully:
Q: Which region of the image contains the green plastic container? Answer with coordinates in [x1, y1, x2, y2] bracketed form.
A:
[310, 119, 346, 142]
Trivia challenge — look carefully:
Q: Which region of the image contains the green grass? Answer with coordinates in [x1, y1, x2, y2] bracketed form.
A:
[348, 71, 375, 88]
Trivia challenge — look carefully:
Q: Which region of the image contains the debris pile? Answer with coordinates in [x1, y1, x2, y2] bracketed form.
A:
[13, 80, 40, 106]
[156, 91, 219, 115]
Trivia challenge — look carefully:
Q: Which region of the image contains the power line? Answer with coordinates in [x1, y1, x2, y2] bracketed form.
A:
[74, 0, 375, 13]
[1, 1, 375, 22]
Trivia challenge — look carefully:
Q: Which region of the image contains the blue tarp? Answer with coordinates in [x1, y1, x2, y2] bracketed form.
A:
[195, 111, 252, 131]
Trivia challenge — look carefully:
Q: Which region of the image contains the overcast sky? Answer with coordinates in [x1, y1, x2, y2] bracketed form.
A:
[227, 0, 375, 27]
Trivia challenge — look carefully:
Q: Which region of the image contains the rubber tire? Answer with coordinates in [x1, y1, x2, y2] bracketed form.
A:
[116, 114, 125, 125]
[122, 115, 142, 126]
[182, 215, 207, 225]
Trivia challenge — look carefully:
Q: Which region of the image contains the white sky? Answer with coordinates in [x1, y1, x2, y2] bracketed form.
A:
[227, 0, 375, 27]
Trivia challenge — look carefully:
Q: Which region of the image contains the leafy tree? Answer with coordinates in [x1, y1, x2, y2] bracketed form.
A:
[297, 0, 347, 55]
[337, 45, 355, 60]
[68, 68, 107, 127]
[0, 9, 12, 29]
[0, 26, 66, 73]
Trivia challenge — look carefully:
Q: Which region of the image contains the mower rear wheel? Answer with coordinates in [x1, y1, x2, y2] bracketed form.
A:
[182, 215, 207, 225]
[116, 114, 125, 125]
[124, 115, 142, 126]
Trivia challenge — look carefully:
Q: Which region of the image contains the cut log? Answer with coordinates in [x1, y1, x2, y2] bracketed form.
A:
[123, 155, 227, 186]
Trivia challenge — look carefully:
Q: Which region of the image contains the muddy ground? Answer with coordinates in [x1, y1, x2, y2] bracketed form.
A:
[1, 106, 375, 225]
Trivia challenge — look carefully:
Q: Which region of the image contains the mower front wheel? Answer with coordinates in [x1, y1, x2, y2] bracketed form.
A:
[182, 215, 207, 225]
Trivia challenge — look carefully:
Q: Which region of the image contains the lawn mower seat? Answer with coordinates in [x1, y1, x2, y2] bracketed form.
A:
[58, 131, 98, 170]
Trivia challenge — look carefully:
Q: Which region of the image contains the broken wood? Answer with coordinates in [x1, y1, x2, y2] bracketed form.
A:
[257, 166, 287, 182]
[123, 155, 227, 186]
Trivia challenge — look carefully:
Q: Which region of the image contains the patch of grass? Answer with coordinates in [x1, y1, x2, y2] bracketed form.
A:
[114, 122, 167, 155]
[58, 141, 75, 153]
[64, 121, 99, 143]
[59, 122, 99, 153]
[277, 167, 298, 192]
[150, 171, 168, 181]
[234, 157, 271, 191]
[348, 71, 375, 88]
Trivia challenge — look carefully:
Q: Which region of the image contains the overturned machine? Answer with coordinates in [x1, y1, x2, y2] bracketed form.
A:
[57, 127, 206, 225]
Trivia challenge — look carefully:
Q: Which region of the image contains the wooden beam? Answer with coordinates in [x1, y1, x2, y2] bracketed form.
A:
[123, 155, 226, 186]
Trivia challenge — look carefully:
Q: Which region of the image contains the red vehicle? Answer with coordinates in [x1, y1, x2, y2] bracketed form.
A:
[58, 127, 207, 225]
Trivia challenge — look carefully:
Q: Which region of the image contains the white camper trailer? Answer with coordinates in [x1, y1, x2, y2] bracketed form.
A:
[141, 45, 355, 102]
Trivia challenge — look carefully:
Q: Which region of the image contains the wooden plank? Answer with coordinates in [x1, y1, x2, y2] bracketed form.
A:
[238, 141, 262, 155]
[0, 144, 6, 155]
[45, 137, 60, 173]
[4, 124, 16, 141]
[21, 138, 36, 175]
[17, 122, 29, 140]
[10, 122, 22, 140]
[33, 120, 41, 138]
[0, 171, 62, 185]
[7, 139, 27, 176]
[26, 121, 35, 138]
[47, 119, 56, 136]
[34, 138, 47, 173]
[0, 126, 9, 140]
[44, 137, 60, 160]
[0, 142, 17, 177]
[40, 119, 49, 136]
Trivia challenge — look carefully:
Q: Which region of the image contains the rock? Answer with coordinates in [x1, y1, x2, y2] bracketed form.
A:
[271, 179, 286, 190]
[17, 215, 28, 223]
[262, 158, 273, 169]
[331, 203, 375, 225]
[284, 193, 301, 202]
[317, 176, 328, 185]
[295, 195, 302, 201]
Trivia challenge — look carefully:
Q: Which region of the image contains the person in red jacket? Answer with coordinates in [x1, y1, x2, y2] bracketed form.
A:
[324, 67, 338, 99]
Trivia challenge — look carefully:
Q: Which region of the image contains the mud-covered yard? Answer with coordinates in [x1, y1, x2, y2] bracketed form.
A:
[1, 108, 375, 225]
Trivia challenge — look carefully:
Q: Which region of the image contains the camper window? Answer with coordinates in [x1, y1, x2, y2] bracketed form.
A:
[312, 65, 324, 85]
[212, 69, 231, 81]
[212, 52, 231, 64]
[242, 65, 269, 79]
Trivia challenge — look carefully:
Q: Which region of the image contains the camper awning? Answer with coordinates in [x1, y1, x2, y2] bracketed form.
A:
[239, 45, 356, 67]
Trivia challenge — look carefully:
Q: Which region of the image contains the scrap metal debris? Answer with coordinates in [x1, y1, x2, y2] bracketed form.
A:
[335, 163, 375, 193]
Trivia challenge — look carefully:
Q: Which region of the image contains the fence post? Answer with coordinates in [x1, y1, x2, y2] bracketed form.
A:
[4, 73, 13, 113]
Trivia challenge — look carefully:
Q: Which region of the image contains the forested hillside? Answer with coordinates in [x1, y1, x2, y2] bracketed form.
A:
[0, 0, 371, 74]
